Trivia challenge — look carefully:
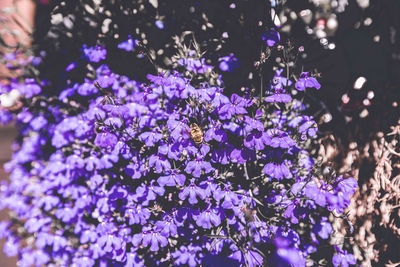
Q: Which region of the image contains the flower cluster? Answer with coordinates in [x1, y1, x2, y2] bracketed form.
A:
[0, 42, 357, 267]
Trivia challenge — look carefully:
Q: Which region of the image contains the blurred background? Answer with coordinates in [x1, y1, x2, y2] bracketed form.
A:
[0, 0, 36, 265]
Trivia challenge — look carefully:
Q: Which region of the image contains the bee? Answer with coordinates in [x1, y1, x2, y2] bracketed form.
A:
[240, 205, 256, 222]
[190, 123, 203, 144]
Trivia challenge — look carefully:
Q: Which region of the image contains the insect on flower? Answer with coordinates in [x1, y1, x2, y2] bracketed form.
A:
[241, 205, 256, 222]
[190, 123, 203, 144]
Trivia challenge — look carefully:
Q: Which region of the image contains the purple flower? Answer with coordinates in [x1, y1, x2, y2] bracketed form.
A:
[155, 20, 164, 29]
[97, 74, 117, 89]
[18, 79, 42, 98]
[30, 116, 48, 131]
[118, 36, 138, 52]
[272, 237, 306, 267]
[94, 132, 118, 148]
[72, 256, 95, 267]
[86, 155, 103, 171]
[155, 217, 178, 237]
[177, 58, 213, 74]
[78, 81, 98, 95]
[283, 201, 307, 224]
[97, 233, 123, 253]
[212, 91, 230, 108]
[261, 29, 280, 47]
[67, 154, 85, 169]
[148, 154, 171, 173]
[17, 109, 33, 123]
[24, 217, 51, 233]
[211, 146, 232, 165]
[265, 93, 292, 103]
[167, 116, 190, 141]
[146, 184, 165, 202]
[125, 162, 144, 179]
[243, 116, 264, 132]
[313, 217, 333, 239]
[230, 247, 263, 267]
[126, 206, 151, 225]
[263, 161, 292, 180]
[196, 87, 216, 102]
[4, 237, 19, 257]
[82, 44, 107, 63]
[332, 246, 356, 267]
[179, 180, 206, 205]
[326, 191, 351, 214]
[0, 52, 357, 267]
[204, 123, 227, 143]
[19, 249, 35, 266]
[270, 69, 292, 92]
[172, 245, 202, 267]
[126, 251, 145, 267]
[100, 153, 119, 169]
[230, 148, 256, 164]
[158, 170, 186, 186]
[218, 54, 239, 72]
[265, 129, 296, 149]
[37, 195, 59, 211]
[65, 62, 77, 71]
[133, 230, 168, 252]
[80, 230, 98, 244]
[185, 157, 214, 178]
[199, 178, 220, 197]
[193, 208, 222, 229]
[295, 72, 321, 91]
[138, 131, 163, 146]
[244, 131, 265, 150]
[219, 94, 248, 119]
[213, 187, 240, 209]
[223, 121, 244, 136]
[304, 183, 327, 207]
[337, 177, 358, 196]
[299, 119, 317, 137]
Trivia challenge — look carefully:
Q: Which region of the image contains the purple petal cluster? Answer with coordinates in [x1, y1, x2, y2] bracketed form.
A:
[0, 43, 357, 267]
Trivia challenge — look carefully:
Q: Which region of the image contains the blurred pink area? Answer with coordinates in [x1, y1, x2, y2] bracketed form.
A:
[0, 0, 36, 266]
[0, 125, 18, 267]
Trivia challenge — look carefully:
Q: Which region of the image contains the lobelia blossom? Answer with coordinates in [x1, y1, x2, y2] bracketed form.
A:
[272, 237, 306, 267]
[125, 205, 151, 225]
[117, 36, 138, 52]
[261, 29, 280, 47]
[185, 156, 214, 178]
[132, 229, 168, 252]
[179, 180, 207, 205]
[219, 93, 248, 119]
[155, 216, 178, 237]
[155, 20, 165, 29]
[219, 54, 239, 72]
[82, 44, 107, 63]
[177, 57, 213, 74]
[263, 161, 293, 180]
[193, 207, 222, 229]
[172, 245, 202, 267]
[295, 72, 321, 91]
[313, 217, 333, 239]
[332, 246, 357, 267]
[148, 154, 171, 173]
[230, 244, 263, 267]
[157, 169, 186, 186]
[265, 93, 292, 103]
